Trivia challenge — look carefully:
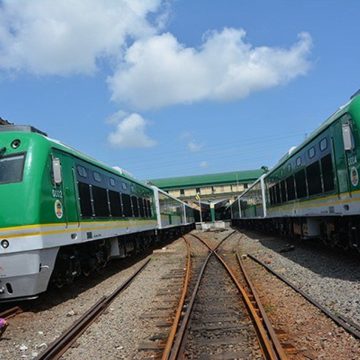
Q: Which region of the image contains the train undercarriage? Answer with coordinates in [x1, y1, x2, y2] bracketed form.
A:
[232, 216, 360, 253]
[51, 224, 194, 288]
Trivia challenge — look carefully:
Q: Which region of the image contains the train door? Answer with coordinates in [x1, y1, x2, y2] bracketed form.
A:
[341, 115, 358, 196]
[331, 116, 352, 196]
[52, 150, 80, 228]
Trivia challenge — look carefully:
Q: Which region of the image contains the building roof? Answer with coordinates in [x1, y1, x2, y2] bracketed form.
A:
[150, 169, 264, 189]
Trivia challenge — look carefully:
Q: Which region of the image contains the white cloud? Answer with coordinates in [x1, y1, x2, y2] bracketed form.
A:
[188, 140, 203, 152]
[109, 29, 312, 109]
[106, 110, 129, 125]
[0, 0, 162, 75]
[179, 132, 204, 152]
[108, 113, 156, 148]
[200, 161, 208, 168]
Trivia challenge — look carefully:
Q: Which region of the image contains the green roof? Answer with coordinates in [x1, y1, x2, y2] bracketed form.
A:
[150, 169, 264, 190]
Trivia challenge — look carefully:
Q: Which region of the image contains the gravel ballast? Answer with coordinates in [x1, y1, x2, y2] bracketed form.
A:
[238, 230, 360, 326]
[236, 229, 360, 358]
[0, 237, 187, 359]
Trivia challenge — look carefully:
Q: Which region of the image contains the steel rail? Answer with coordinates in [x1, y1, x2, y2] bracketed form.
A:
[248, 253, 360, 339]
[165, 231, 235, 359]
[190, 230, 236, 252]
[0, 306, 22, 319]
[191, 233, 286, 360]
[36, 258, 151, 360]
[168, 250, 212, 360]
[161, 237, 192, 360]
[236, 253, 287, 360]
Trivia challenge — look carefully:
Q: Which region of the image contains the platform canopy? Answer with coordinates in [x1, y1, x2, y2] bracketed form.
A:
[150, 169, 263, 190]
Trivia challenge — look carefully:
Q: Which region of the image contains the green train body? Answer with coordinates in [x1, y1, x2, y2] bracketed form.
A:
[231, 92, 360, 249]
[0, 127, 195, 301]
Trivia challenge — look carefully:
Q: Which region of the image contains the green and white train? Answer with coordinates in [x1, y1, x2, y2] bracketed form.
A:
[230, 91, 360, 250]
[0, 126, 196, 301]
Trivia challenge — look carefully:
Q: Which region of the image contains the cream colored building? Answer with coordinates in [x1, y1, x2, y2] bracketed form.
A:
[150, 169, 264, 203]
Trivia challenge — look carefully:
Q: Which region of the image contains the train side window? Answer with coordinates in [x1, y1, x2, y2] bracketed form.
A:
[77, 165, 88, 178]
[287, 163, 292, 172]
[308, 147, 315, 159]
[307, 161, 322, 196]
[122, 182, 127, 190]
[280, 180, 287, 203]
[143, 199, 149, 218]
[296, 157, 302, 167]
[139, 198, 145, 217]
[131, 196, 139, 217]
[286, 176, 296, 201]
[109, 178, 116, 187]
[275, 183, 281, 204]
[92, 186, 109, 217]
[109, 190, 122, 217]
[93, 171, 102, 182]
[295, 169, 307, 198]
[269, 186, 274, 205]
[321, 154, 335, 192]
[147, 200, 152, 217]
[122, 193, 132, 217]
[78, 182, 93, 217]
[320, 138, 328, 151]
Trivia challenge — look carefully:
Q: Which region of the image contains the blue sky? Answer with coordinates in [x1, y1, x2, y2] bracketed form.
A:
[0, 0, 359, 180]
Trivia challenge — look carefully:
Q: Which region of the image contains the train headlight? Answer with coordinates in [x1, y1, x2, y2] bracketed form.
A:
[1, 239, 9, 249]
[11, 139, 21, 149]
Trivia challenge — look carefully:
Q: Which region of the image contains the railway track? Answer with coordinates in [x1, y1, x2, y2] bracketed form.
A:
[35, 258, 151, 360]
[0, 306, 22, 320]
[248, 253, 360, 339]
[162, 231, 287, 360]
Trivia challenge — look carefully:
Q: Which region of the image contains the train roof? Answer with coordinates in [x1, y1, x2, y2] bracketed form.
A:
[50, 137, 153, 190]
[0, 125, 153, 191]
[267, 93, 360, 176]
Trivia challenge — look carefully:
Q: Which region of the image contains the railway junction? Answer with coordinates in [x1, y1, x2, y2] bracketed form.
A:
[1, 228, 360, 359]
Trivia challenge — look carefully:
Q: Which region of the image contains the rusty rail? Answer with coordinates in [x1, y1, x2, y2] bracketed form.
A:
[235, 253, 287, 359]
[190, 232, 287, 360]
[36, 258, 151, 360]
[248, 253, 360, 339]
[164, 232, 236, 359]
[161, 237, 192, 360]
[0, 306, 22, 320]
[168, 250, 212, 360]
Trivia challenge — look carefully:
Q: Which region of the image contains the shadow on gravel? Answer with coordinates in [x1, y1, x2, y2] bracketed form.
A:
[0, 237, 179, 313]
[239, 229, 360, 283]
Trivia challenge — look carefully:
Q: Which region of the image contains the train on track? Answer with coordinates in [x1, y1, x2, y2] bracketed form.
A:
[0, 125, 197, 301]
[230, 91, 360, 251]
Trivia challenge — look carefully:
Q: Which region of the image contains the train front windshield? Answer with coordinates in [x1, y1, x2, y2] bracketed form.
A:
[0, 153, 25, 184]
